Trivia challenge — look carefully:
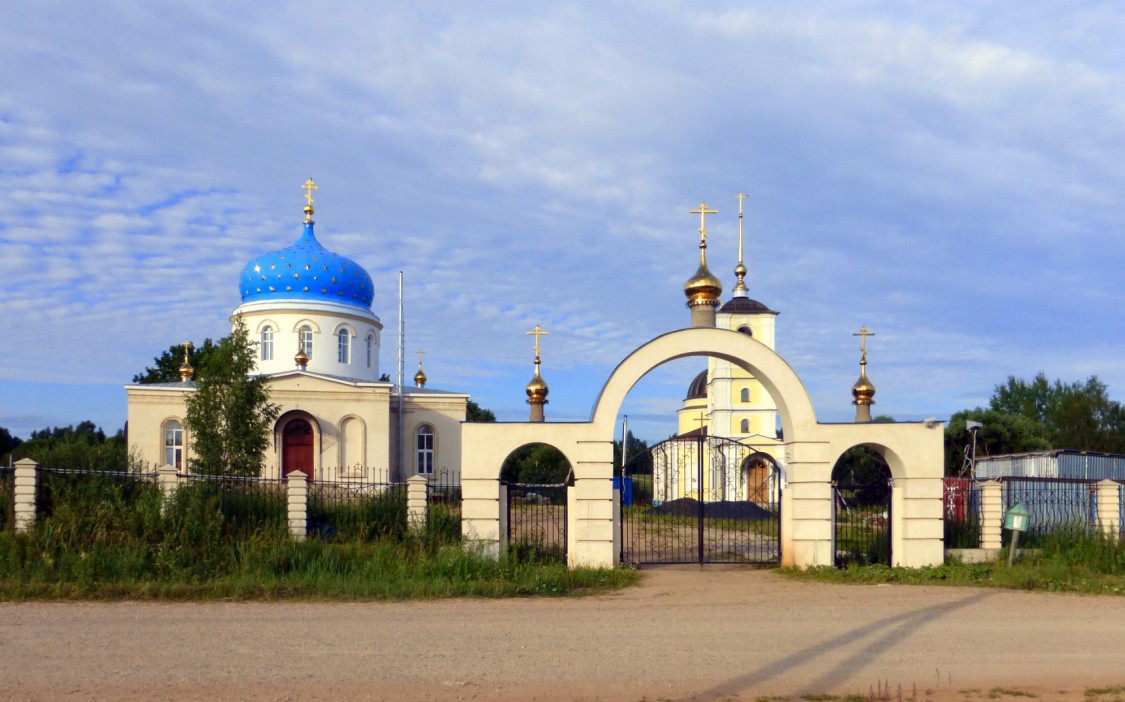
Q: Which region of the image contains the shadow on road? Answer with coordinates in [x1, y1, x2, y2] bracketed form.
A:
[682, 587, 993, 700]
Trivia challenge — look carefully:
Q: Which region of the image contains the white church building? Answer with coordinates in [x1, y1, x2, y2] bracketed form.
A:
[126, 181, 468, 482]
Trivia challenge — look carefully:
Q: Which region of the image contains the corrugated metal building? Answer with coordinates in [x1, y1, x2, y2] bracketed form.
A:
[975, 449, 1125, 480]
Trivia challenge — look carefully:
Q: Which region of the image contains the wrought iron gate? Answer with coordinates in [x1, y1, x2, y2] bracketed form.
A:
[506, 482, 568, 563]
[833, 478, 892, 566]
[620, 435, 782, 565]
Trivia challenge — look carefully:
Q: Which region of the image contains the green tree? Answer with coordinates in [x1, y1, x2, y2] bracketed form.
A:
[9, 422, 127, 471]
[466, 400, 496, 422]
[943, 408, 1051, 475]
[988, 373, 1125, 453]
[185, 318, 280, 476]
[0, 426, 21, 462]
[613, 430, 651, 476]
[500, 443, 571, 484]
[134, 339, 221, 384]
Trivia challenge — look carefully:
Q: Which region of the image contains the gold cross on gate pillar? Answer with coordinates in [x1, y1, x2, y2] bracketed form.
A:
[690, 202, 718, 242]
[302, 178, 318, 207]
[853, 326, 875, 358]
[526, 324, 549, 358]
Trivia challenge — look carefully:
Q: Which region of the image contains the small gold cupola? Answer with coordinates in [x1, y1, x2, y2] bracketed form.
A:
[525, 325, 550, 422]
[178, 341, 194, 382]
[295, 338, 309, 370]
[414, 349, 428, 388]
[851, 326, 876, 422]
[684, 202, 722, 327]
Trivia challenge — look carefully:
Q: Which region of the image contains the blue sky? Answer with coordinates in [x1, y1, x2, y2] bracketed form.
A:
[2, 3, 1125, 443]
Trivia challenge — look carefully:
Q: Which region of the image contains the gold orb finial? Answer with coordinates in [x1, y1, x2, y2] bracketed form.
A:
[178, 341, 194, 382]
[732, 193, 749, 298]
[302, 178, 318, 223]
[414, 349, 428, 388]
[684, 202, 722, 307]
[851, 326, 876, 406]
[295, 338, 309, 369]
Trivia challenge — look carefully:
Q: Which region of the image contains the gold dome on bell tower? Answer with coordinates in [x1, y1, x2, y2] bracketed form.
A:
[851, 326, 876, 422]
[683, 202, 722, 326]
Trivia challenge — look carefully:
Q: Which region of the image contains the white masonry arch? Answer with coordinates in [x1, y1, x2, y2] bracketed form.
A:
[461, 327, 945, 568]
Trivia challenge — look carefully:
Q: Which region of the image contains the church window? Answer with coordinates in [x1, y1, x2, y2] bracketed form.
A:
[737, 325, 753, 337]
[366, 333, 375, 368]
[164, 420, 184, 471]
[337, 329, 350, 364]
[299, 326, 313, 360]
[740, 419, 750, 433]
[261, 326, 274, 361]
[740, 388, 750, 403]
[416, 425, 435, 475]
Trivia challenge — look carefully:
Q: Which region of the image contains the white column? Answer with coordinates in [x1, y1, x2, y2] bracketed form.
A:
[407, 474, 428, 533]
[157, 464, 179, 511]
[13, 458, 37, 533]
[980, 481, 1002, 550]
[1096, 480, 1121, 538]
[286, 470, 308, 541]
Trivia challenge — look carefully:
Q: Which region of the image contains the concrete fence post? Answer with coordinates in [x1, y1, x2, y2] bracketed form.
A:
[1095, 480, 1120, 538]
[407, 475, 429, 533]
[286, 470, 308, 541]
[156, 464, 179, 511]
[979, 480, 1002, 550]
[13, 458, 37, 533]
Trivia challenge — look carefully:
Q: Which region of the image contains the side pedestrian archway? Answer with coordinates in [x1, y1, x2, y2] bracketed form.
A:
[461, 327, 945, 569]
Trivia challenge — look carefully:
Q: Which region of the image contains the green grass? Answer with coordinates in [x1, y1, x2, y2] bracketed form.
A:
[784, 529, 1125, 595]
[0, 472, 636, 600]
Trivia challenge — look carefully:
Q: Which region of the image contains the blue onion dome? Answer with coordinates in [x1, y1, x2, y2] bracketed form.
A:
[239, 218, 374, 311]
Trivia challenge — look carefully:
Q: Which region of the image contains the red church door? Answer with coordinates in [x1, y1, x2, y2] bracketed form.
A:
[283, 419, 314, 480]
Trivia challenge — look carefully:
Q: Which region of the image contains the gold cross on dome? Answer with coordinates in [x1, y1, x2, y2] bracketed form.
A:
[526, 324, 549, 358]
[853, 326, 875, 357]
[302, 178, 318, 207]
[417, 349, 425, 366]
[690, 202, 718, 241]
[181, 341, 193, 363]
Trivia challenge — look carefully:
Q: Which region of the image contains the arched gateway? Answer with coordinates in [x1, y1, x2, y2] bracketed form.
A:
[460, 327, 945, 569]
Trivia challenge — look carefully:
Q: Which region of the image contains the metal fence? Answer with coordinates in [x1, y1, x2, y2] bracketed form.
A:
[307, 478, 407, 541]
[36, 467, 157, 521]
[177, 473, 287, 537]
[943, 477, 982, 548]
[0, 466, 13, 531]
[427, 474, 462, 543]
[1000, 477, 1097, 544]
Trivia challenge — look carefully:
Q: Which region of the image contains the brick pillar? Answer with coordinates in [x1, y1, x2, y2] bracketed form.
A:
[157, 464, 179, 510]
[980, 480, 1002, 550]
[13, 458, 37, 533]
[407, 474, 428, 533]
[286, 470, 308, 541]
[1095, 480, 1120, 538]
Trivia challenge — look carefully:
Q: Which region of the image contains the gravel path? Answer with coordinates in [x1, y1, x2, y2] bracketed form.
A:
[2, 567, 1124, 701]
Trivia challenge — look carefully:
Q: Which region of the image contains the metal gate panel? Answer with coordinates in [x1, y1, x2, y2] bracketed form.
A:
[620, 436, 781, 565]
[833, 480, 892, 567]
[506, 482, 568, 563]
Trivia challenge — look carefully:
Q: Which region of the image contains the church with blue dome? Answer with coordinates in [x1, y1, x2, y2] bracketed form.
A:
[126, 180, 469, 483]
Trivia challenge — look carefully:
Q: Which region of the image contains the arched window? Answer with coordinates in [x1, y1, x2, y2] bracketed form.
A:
[740, 388, 750, 403]
[260, 325, 274, 361]
[740, 419, 750, 434]
[337, 329, 350, 364]
[366, 333, 375, 368]
[416, 425, 435, 475]
[163, 420, 184, 471]
[737, 325, 753, 337]
[299, 325, 314, 360]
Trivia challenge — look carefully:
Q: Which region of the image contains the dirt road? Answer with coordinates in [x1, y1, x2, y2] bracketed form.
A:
[2, 567, 1124, 701]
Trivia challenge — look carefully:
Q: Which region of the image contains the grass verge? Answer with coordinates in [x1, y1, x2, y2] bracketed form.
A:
[781, 530, 1125, 595]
